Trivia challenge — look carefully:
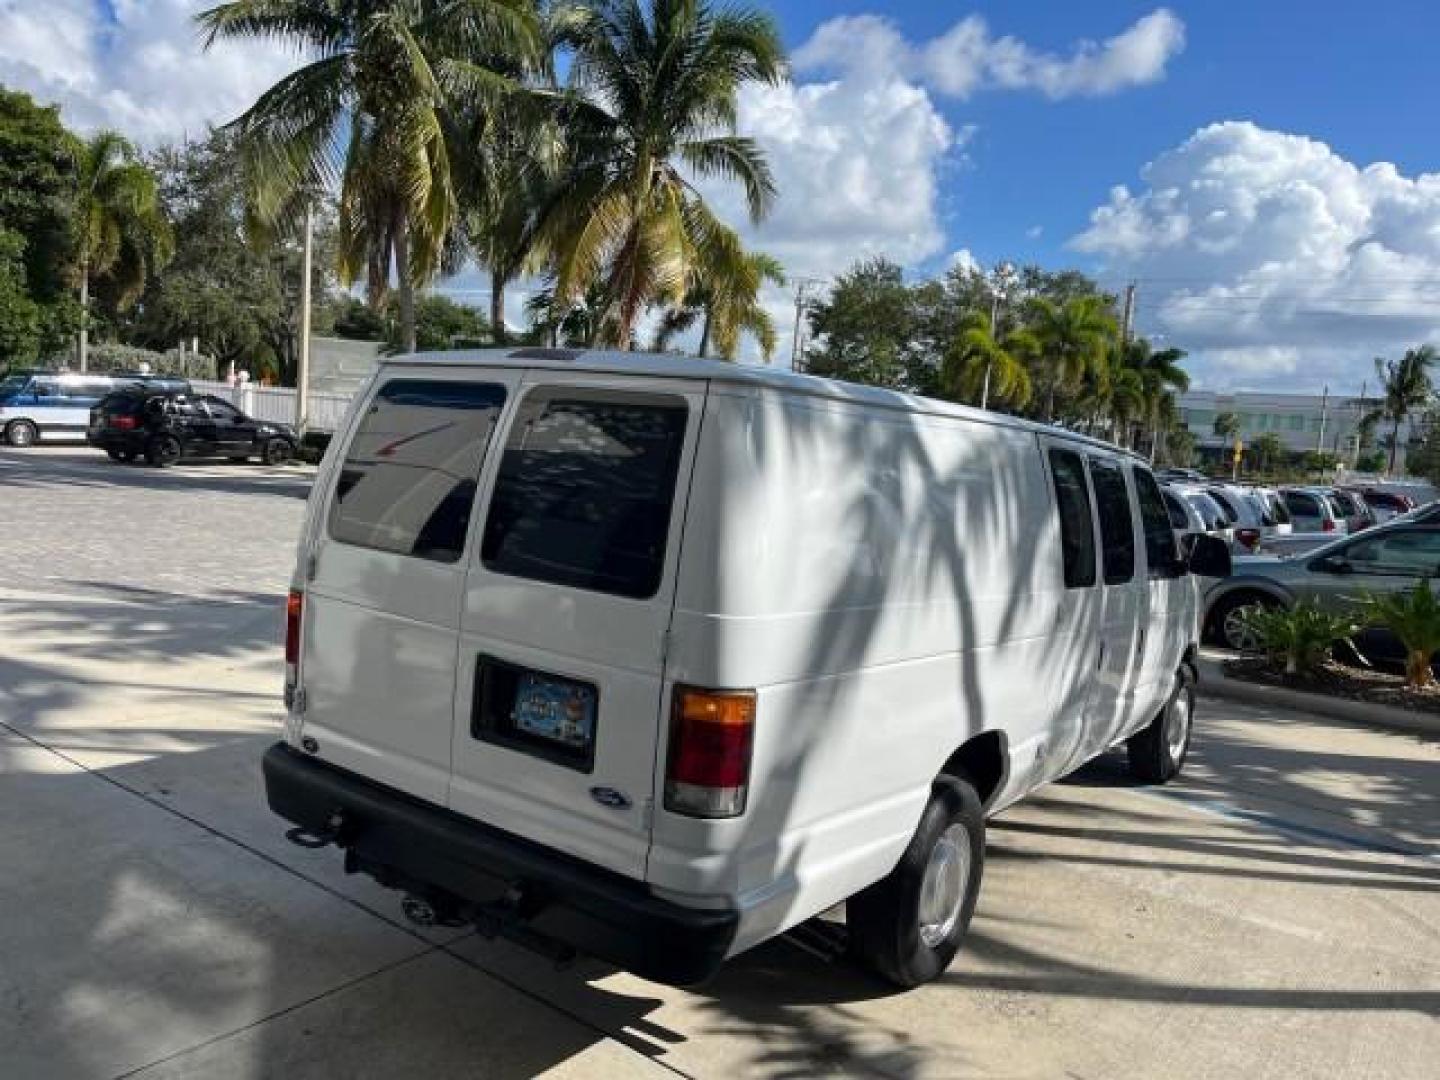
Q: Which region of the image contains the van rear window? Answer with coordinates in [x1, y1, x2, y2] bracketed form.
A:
[330, 379, 507, 563]
[480, 388, 688, 599]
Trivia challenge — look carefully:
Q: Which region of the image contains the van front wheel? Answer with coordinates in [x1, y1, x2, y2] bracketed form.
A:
[848, 776, 985, 988]
[1127, 669, 1196, 783]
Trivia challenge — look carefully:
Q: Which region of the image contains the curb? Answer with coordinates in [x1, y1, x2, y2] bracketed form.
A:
[1196, 655, 1440, 738]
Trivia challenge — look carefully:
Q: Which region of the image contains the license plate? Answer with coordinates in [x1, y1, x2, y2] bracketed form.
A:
[511, 673, 596, 750]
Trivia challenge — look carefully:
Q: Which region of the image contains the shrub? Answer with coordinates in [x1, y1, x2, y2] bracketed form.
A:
[1361, 581, 1440, 688]
[1239, 602, 1361, 677]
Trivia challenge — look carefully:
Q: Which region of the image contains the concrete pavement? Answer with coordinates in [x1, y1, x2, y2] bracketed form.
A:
[2, 445, 1437, 1078]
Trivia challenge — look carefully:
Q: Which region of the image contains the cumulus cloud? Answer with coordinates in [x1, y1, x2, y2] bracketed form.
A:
[795, 8, 1185, 101]
[0, 0, 301, 143]
[1072, 121, 1440, 390]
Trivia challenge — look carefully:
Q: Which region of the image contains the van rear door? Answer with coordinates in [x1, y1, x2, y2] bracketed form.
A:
[300, 370, 521, 804]
[450, 373, 705, 879]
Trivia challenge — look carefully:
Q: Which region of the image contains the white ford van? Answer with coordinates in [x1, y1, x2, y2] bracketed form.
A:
[265, 348, 1230, 988]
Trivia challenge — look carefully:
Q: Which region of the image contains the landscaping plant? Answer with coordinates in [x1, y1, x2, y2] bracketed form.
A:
[1361, 581, 1440, 688]
[1238, 602, 1361, 677]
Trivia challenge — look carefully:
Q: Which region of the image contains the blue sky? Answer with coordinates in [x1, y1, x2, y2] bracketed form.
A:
[3, 1, 1439, 391]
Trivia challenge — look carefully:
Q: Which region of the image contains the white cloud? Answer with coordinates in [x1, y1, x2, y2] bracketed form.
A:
[1025, 225, 1044, 240]
[795, 9, 1185, 101]
[1072, 121, 1440, 391]
[0, 0, 301, 143]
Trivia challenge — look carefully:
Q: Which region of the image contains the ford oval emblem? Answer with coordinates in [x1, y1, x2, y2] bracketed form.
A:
[589, 786, 631, 809]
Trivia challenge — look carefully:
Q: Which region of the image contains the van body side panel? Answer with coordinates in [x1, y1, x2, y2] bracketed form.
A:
[656, 387, 1065, 949]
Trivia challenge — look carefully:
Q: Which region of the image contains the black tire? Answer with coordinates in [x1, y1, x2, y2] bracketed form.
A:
[228, 456, 251, 464]
[1127, 668, 1196, 783]
[145, 434, 182, 467]
[118, 450, 136, 463]
[105, 448, 125, 462]
[1209, 592, 1281, 651]
[5, 420, 38, 448]
[261, 437, 293, 465]
[848, 776, 985, 988]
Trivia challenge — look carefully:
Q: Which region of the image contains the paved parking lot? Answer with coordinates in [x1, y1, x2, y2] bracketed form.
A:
[2, 445, 1437, 1079]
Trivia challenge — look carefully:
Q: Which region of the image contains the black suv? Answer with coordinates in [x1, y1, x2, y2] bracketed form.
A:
[88, 388, 297, 467]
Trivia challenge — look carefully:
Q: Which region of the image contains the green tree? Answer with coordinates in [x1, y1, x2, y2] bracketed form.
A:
[940, 310, 1035, 410]
[1025, 294, 1117, 422]
[653, 248, 785, 361]
[804, 258, 915, 388]
[0, 87, 80, 361]
[1252, 432, 1286, 473]
[385, 293, 490, 353]
[127, 132, 336, 383]
[0, 230, 41, 364]
[1126, 339, 1189, 460]
[73, 130, 172, 370]
[198, 0, 544, 354]
[1368, 346, 1437, 474]
[536, 0, 785, 348]
[1214, 411, 1240, 440]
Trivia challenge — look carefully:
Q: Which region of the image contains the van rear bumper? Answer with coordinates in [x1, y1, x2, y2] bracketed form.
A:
[262, 742, 737, 986]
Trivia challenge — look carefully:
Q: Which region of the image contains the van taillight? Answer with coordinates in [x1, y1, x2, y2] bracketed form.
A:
[1236, 528, 1261, 550]
[1322, 518, 1336, 532]
[665, 687, 756, 819]
[285, 590, 303, 666]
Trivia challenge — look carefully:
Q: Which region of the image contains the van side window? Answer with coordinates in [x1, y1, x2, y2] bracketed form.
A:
[481, 388, 688, 599]
[1088, 459, 1135, 584]
[1133, 467, 1181, 578]
[1048, 448, 1097, 588]
[329, 379, 507, 563]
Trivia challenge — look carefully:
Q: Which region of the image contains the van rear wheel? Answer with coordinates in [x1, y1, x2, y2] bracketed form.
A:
[848, 775, 985, 988]
[1127, 668, 1196, 783]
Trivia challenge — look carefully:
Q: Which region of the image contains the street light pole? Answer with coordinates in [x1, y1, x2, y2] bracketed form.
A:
[294, 200, 313, 439]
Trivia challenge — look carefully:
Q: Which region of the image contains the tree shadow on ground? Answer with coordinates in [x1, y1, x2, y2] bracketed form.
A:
[0, 449, 313, 500]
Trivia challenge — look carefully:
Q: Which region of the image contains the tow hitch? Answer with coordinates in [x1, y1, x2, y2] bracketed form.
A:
[473, 883, 578, 970]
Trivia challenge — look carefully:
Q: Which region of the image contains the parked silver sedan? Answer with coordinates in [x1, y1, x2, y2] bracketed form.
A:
[1204, 520, 1440, 656]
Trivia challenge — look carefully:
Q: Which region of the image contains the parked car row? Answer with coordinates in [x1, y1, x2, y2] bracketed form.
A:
[1, 368, 297, 467]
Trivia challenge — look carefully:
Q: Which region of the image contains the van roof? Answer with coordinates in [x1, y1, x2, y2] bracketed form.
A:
[384, 347, 1141, 461]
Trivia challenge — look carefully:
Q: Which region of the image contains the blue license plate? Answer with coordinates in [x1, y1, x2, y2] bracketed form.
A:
[511, 674, 596, 750]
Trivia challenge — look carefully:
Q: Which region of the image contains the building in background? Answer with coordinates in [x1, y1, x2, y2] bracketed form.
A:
[1176, 389, 1420, 468]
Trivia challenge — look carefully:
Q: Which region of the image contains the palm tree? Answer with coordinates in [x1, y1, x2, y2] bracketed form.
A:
[1025, 295, 1117, 422]
[1368, 346, 1437, 473]
[1213, 411, 1240, 440]
[654, 246, 785, 361]
[940, 311, 1036, 411]
[535, 0, 786, 349]
[1123, 339, 1189, 460]
[197, 0, 543, 353]
[73, 131, 172, 371]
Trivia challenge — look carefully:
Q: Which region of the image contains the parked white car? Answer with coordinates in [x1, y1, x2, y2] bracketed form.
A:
[265, 349, 1230, 989]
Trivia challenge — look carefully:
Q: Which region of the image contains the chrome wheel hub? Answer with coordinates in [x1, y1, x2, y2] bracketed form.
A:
[918, 824, 971, 949]
[1165, 690, 1191, 761]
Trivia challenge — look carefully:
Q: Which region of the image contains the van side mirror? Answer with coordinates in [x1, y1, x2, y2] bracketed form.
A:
[1187, 534, 1232, 578]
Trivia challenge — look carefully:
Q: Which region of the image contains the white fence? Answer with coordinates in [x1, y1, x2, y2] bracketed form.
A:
[193, 380, 356, 433]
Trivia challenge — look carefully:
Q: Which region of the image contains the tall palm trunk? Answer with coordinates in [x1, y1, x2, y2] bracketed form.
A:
[490, 277, 507, 345]
[1390, 415, 1402, 474]
[394, 216, 417, 354]
[697, 309, 713, 358]
[78, 261, 90, 372]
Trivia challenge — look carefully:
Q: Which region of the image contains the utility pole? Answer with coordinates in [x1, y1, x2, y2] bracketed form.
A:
[294, 200, 313, 437]
[788, 278, 824, 371]
[1315, 384, 1329, 456]
[1120, 281, 1137, 344]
